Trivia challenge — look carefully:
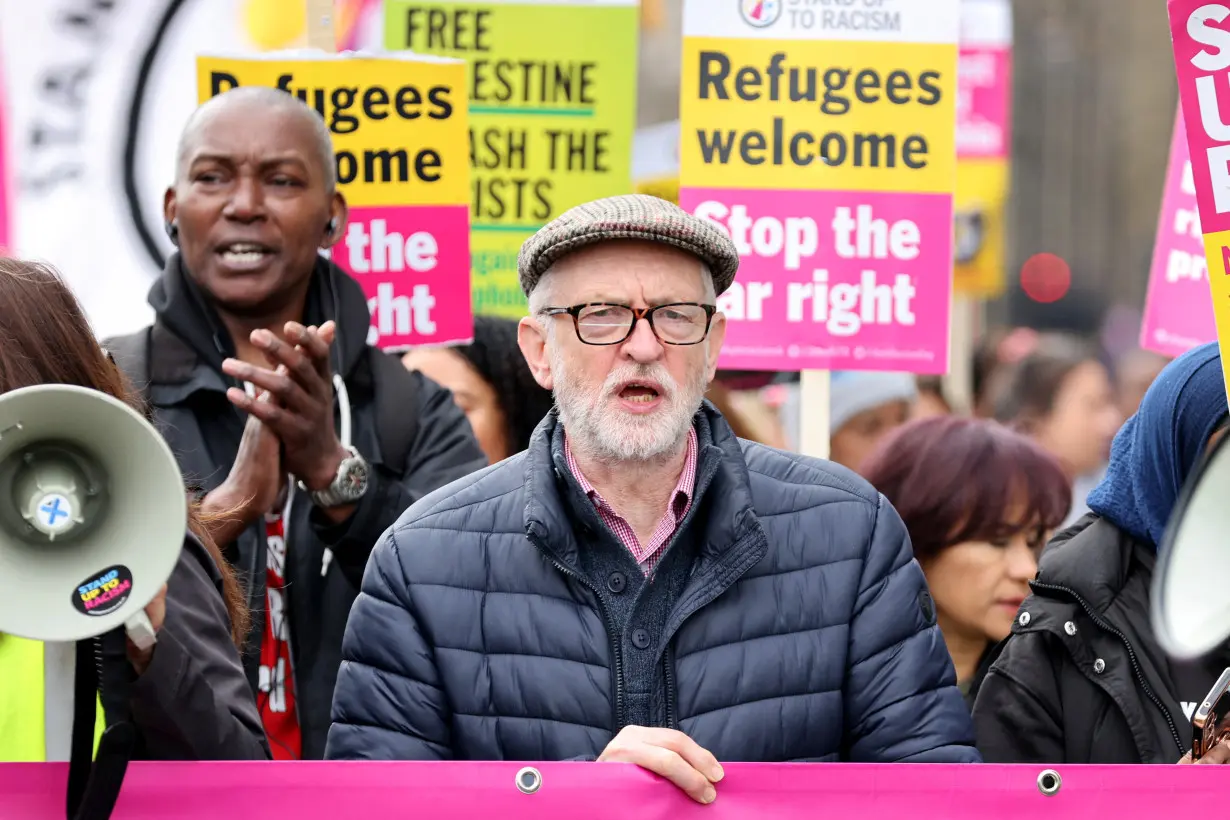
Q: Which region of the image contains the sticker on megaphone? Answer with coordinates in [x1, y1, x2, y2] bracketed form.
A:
[72, 565, 135, 618]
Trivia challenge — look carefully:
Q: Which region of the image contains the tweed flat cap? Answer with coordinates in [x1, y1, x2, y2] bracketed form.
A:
[518, 194, 740, 296]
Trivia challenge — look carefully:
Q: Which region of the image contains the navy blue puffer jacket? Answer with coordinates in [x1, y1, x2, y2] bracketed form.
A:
[326, 406, 979, 763]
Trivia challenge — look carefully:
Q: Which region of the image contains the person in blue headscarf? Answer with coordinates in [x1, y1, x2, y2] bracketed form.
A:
[972, 341, 1230, 764]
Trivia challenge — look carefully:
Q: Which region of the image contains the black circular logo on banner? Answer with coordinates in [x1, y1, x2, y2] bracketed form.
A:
[121, 0, 190, 275]
[72, 565, 135, 618]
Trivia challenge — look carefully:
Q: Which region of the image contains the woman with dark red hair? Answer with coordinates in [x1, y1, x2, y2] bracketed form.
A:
[861, 416, 1071, 706]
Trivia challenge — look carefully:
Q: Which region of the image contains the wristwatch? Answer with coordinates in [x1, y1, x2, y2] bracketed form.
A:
[300, 445, 371, 508]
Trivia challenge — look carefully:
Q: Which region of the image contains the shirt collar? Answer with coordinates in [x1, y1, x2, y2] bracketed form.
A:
[564, 425, 699, 516]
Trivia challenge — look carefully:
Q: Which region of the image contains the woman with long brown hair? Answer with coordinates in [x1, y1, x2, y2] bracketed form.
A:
[0, 256, 268, 761]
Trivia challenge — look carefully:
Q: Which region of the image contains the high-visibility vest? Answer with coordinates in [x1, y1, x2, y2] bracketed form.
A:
[0, 634, 104, 762]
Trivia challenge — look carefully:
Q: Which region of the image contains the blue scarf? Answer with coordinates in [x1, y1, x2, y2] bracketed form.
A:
[1087, 342, 1228, 548]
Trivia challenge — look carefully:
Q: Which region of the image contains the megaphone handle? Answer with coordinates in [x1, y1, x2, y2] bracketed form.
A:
[124, 611, 157, 652]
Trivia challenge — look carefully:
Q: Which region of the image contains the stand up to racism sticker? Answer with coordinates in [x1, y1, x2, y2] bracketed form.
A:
[195, 51, 472, 351]
[679, 0, 960, 374]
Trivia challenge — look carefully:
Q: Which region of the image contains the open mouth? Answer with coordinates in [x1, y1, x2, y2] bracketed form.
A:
[216, 241, 276, 267]
[616, 381, 663, 404]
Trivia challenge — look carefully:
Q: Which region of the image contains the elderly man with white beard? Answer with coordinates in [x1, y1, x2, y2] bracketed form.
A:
[325, 195, 980, 797]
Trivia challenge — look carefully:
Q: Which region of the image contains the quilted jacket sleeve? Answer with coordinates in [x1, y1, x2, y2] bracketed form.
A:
[324, 524, 453, 760]
[842, 494, 981, 762]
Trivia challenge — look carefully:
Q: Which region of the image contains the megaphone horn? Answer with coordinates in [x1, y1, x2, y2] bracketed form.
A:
[1155, 427, 1230, 659]
[0, 385, 186, 645]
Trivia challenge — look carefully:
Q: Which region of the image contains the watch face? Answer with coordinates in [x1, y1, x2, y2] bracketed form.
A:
[338, 458, 369, 499]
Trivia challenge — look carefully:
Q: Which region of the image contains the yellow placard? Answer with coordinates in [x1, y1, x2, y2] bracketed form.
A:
[679, 37, 957, 195]
[635, 176, 679, 205]
[953, 157, 1009, 297]
[1204, 230, 1230, 343]
[195, 54, 470, 208]
[384, 1, 639, 318]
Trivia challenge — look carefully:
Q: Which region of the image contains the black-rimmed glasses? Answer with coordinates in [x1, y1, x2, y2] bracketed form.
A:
[541, 302, 717, 346]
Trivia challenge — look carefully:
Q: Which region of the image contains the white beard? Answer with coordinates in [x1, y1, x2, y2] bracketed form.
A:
[550, 345, 709, 464]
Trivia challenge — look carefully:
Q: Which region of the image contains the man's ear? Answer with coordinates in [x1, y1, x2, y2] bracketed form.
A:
[704, 311, 727, 384]
[163, 186, 177, 226]
[323, 191, 349, 249]
[518, 317, 554, 392]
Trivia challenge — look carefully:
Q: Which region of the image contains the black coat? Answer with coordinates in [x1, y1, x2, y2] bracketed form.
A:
[972, 514, 1189, 763]
[109, 255, 487, 758]
[127, 533, 270, 759]
[327, 405, 980, 763]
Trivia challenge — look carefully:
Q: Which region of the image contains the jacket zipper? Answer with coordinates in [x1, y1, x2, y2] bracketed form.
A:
[93, 636, 104, 721]
[1031, 580, 1184, 755]
[282, 483, 304, 742]
[663, 646, 677, 729]
[527, 531, 626, 729]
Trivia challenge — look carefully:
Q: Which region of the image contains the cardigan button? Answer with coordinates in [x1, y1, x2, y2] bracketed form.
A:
[631, 629, 651, 650]
[607, 572, 627, 594]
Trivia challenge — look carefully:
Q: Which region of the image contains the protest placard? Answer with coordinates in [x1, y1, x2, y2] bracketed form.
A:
[384, 0, 639, 319]
[6, 760, 1230, 818]
[678, 0, 959, 374]
[953, 0, 1011, 297]
[1167, 0, 1230, 395]
[1141, 107, 1217, 357]
[633, 119, 681, 205]
[195, 51, 472, 351]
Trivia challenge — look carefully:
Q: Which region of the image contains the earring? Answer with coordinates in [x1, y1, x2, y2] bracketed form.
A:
[164, 221, 180, 245]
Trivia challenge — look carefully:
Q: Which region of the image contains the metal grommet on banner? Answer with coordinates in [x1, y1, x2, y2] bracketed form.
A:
[1037, 769, 1062, 796]
[515, 767, 542, 795]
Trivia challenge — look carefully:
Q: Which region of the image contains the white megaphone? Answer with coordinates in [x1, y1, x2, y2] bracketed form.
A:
[1154, 429, 1230, 659]
[0, 384, 186, 649]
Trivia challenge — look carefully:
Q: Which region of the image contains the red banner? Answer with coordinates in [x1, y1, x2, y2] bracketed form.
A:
[2, 762, 1227, 819]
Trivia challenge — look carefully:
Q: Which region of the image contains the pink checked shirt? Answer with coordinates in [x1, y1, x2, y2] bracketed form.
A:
[564, 426, 699, 575]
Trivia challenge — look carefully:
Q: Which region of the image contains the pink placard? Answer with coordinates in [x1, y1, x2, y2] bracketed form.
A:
[332, 204, 472, 351]
[1141, 109, 1217, 357]
[5, 762, 1230, 818]
[1169, 1, 1230, 236]
[957, 45, 1012, 159]
[681, 187, 952, 374]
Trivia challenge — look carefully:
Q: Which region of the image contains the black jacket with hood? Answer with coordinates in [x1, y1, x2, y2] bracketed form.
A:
[105, 254, 487, 758]
[973, 341, 1230, 764]
[972, 514, 1188, 763]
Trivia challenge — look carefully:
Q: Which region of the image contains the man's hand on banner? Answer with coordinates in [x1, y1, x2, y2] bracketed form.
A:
[597, 726, 724, 804]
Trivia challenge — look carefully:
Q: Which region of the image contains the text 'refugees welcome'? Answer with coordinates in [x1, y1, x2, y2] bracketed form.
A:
[695, 50, 943, 171]
[209, 71, 456, 188]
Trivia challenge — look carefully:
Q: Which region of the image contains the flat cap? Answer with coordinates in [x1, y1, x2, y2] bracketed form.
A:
[518, 194, 740, 297]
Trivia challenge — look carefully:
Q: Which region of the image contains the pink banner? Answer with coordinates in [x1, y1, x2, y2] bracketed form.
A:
[957, 45, 1011, 159]
[683, 188, 952, 374]
[1141, 109, 1217, 357]
[333, 204, 472, 351]
[5, 762, 1230, 818]
[1170, 2, 1230, 237]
